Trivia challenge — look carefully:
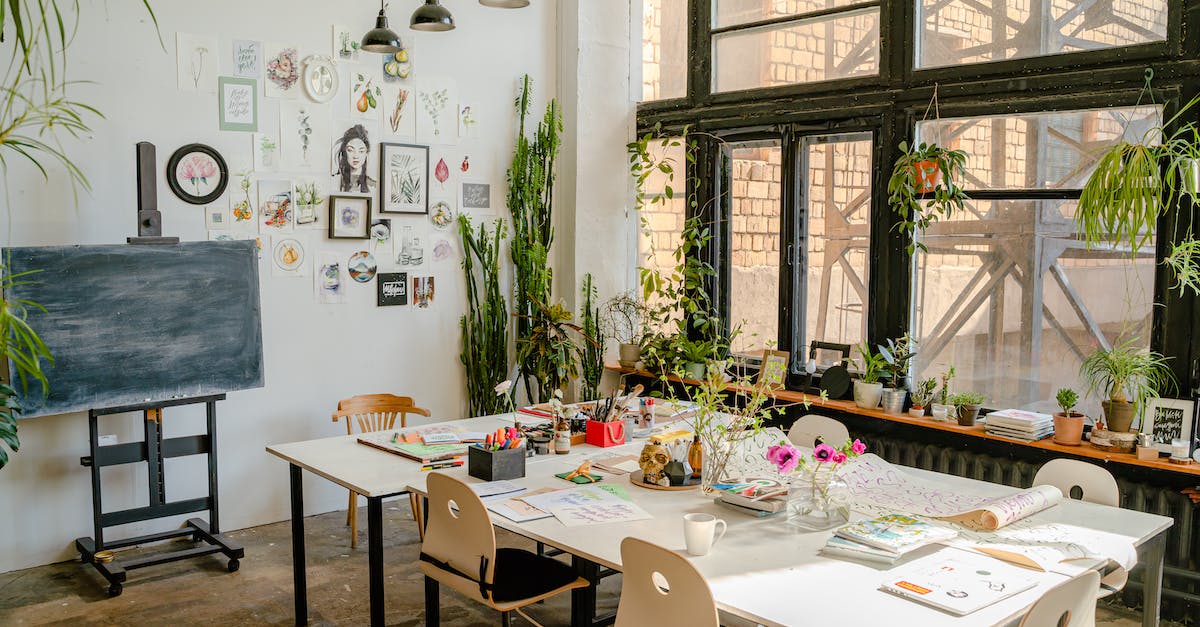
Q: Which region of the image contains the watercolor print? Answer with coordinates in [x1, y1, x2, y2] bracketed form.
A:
[460, 155, 471, 174]
[253, 132, 279, 171]
[258, 179, 294, 232]
[432, 238, 455, 263]
[315, 251, 345, 304]
[413, 276, 435, 308]
[382, 84, 416, 137]
[229, 171, 256, 228]
[393, 224, 426, 267]
[461, 182, 491, 212]
[429, 198, 455, 231]
[205, 206, 228, 229]
[458, 104, 478, 138]
[218, 77, 258, 132]
[279, 100, 329, 170]
[331, 123, 377, 194]
[176, 33, 218, 93]
[370, 218, 392, 247]
[332, 24, 360, 61]
[381, 41, 411, 83]
[271, 235, 307, 278]
[208, 230, 233, 242]
[379, 143, 428, 214]
[263, 43, 300, 98]
[292, 178, 323, 228]
[350, 71, 382, 120]
[328, 195, 371, 239]
[233, 40, 262, 78]
[348, 251, 378, 283]
[416, 80, 457, 144]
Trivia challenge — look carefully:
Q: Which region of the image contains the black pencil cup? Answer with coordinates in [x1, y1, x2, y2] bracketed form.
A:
[468, 446, 526, 482]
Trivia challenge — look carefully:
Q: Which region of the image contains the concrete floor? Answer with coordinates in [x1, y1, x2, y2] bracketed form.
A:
[0, 502, 1170, 626]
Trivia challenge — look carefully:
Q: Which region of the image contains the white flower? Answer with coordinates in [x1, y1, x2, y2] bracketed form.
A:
[494, 380, 512, 396]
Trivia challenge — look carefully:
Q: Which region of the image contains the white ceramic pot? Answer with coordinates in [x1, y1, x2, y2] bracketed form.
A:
[853, 381, 884, 409]
[930, 403, 954, 422]
[907, 407, 926, 419]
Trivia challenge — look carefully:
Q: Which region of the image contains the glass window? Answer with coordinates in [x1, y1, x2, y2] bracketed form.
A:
[642, 0, 688, 101]
[713, 0, 866, 29]
[712, 7, 880, 93]
[910, 105, 1160, 415]
[729, 142, 783, 355]
[918, 0, 1169, 69]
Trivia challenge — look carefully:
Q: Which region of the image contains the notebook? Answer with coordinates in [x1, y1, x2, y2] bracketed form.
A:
[835, 514, 957, 553]
[880, 553, 1039, 616]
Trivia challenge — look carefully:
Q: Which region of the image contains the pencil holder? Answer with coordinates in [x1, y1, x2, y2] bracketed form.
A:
[585, 420, 626, 448]
[468, 446, 526, 481]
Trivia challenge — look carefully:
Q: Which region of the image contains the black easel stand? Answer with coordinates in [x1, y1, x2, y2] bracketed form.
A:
[75, 395, 243, 596]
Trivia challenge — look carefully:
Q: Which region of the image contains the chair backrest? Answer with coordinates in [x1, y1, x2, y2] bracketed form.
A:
[787, 414, 850, 448]
[1032, 459, 1120, 507]
[1018, 570, 1100, 627]
[421, 473, 498, 597]
[332, 394, 432, 434]
[615, 537, 719, 627]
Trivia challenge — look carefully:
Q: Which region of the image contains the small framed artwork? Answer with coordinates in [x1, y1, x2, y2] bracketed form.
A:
[378, 142, 429, 214]
[461, 181, 491, 213]
[218, 76, 258, 132]
[1141, 397, 1196, 454]
[166, 144, 228, 205]
[758, 350, 790, 388]
[328, 195, 371, 239]
[377, 272, 408, 306]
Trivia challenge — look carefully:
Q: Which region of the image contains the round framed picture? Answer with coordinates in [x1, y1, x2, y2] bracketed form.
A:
[166, 144, 228, 205]
[302, 55, 339, 104]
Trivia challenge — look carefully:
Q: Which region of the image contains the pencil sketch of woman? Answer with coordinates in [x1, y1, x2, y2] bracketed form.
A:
[332, 124, 376, 194]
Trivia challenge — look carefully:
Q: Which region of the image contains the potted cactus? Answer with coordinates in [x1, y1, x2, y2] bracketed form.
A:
[909, 377, 937, 418]
[1052, 388, 1086, 446]
[930, 367, 956, 422]
[950, 391, 985, 426]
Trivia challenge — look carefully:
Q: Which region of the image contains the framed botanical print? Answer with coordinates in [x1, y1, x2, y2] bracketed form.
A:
[1141, 397, 1196, 454]
[378, 142, 429, 214]
[328, 195, 371, 239]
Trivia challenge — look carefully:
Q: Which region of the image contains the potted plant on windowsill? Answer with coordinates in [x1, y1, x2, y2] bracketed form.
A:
[601, 292, 648, 369]
[878, 334, 916, 415]
[888, 141, 969, 253]
[909, 377, 937, 419]
[1080, 341, 1174, 433]
[950, 391, 985, 426]
[1052, 387, 1086, 446]
[930, 366, 956, 422]
[853, 342, 887, 409]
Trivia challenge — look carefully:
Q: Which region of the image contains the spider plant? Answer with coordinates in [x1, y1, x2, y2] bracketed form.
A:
[1164, 237, 1200, 296]
[1080, 340, 1175, 422]
[1, 265, 55, 469]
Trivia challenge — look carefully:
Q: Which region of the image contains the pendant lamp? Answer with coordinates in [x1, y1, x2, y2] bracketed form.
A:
[480, 0, 530, 7]
[361, 1, 404, 53]
[411, 0, 455, 32]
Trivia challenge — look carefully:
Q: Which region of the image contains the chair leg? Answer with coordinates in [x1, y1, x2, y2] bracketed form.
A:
[500, 610, 511, 627]
[424, 576, 440, 627]
[349, 491, 358, 550]
[410, 493, 425, 541]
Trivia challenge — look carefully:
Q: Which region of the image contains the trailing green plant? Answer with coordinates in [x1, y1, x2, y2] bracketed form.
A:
[936, 366, 955, 405]
[854, 342, 887, 385]
[578, 273, 604, 401]
[878, 333, 917, 389]
[1080, 340, 1175, 419]
[1, 265, 54, 469]
[1056, 388, 1080, 416]
[910, 377, 938, 408]
[1164, 237, 1200, 296]
[887, 141, 970, 253]
[458, 215, 509, 417]
[948, 391, 985, 406]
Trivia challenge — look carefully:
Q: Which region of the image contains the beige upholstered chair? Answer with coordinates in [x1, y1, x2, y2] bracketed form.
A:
[787, 414, 850, 448]
[332, 394, 432, 548]
[1033, 459, 1126, 598]
[420, 472, 589, 626]
[614, 537, 720, 627]
[1018, 570, 1100, 627]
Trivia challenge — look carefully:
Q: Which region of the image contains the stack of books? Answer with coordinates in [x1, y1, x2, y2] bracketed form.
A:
[712, 479, 789, 517]
[820, 514, 957, 564]
[984, 409, 1054, 441]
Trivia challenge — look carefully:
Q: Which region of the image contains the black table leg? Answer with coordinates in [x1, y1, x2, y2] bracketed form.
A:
[571, 555, 600, 627]
[368, 496, 385, 627]
[425, 576, 440, 626]
[289, 464, 307, 626]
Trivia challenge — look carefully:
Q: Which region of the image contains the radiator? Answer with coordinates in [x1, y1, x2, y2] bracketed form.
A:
[872, 438, 1199, 624]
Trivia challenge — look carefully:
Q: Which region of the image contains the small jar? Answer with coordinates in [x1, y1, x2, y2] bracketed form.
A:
[554, 428, 571, 455]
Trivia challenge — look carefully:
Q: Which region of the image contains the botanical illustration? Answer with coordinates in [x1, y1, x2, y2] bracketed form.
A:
[280, 101, 326, 170]
[389, 87, 411, 134]
[231, 171, 255, 225]
[434, 157, 450, 190]
[293, 180, 321, 226]
[429, 199, 454, 230]
[459, 104, 477, 138]
[264, 44, 299, 97]
[332, 24, 360, 61]
[351, 72, 382, 119]
[371, 219, 392, 246]
[176, 33, 218, 92]
[380, 144, 426, 213]
[253, 133, 278, 171]
[175, 153, 219, 197]
[420, 88, 449, 138]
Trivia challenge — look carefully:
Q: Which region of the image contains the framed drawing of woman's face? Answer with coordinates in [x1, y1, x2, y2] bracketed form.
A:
[378, 142, 429, 215]
[331, 123, 377, 195]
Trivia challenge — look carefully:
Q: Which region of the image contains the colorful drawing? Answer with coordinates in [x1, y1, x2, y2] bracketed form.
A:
[458, 104, 478, 138]
[348, 251, 378, 283]
[461, 156, 470, 173]
[385, 86, 414, 136]
[433, 238, 454, 262]
[332, 25, 360, 61]
[293, 179, 321, 226]
[331, 124, 376, 193]
[413, 276, 435, 308]
[434, 158, 450, 190]
[258, 180, 294, 232]
[328, 195, 371, 239]
[218, 77, 257, 132]
[166, 144, 227, 205]
[379, 143, 427, 214]
[253, 133, 279, 171]
[381, 46, 411, 82]
[177, 33, 218, 92]
[419, 88, 449, 138]
[429, 200, 455, 230]
[316, 252, 345, 304]
[273, 238, 305, 272]
[264, 43, 300, 98]
[351, 72, 382, 119]
[230, 173, 255, 226]
[233, 40, 262, 78]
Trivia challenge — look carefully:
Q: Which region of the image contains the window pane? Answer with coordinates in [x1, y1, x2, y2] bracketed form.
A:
[638, 138, 687, 332]
[713, 0, 866, 28]
[918, 0, 1169, 69]
[729, 142, 783, 355]
[642, 0, 688, 101]
[803, 134, 871, 351]
[713, 8, 880, 93]
[916, 106, 1160, 190]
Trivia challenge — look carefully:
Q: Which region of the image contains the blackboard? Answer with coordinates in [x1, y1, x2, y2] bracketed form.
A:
[3, 241, 264, 418]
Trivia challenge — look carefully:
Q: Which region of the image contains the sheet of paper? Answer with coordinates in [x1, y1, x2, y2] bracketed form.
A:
[469, 480, 526, 499]
[487, 499, 552, 523]
[551, 501, 653, 527]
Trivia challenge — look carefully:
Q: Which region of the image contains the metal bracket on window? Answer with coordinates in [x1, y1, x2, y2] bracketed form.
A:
[786, 243, 794, 266]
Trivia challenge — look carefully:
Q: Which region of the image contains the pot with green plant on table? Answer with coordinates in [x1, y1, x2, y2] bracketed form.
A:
[601, 292, 647, 369]
[853, 342, 887, 409]
[909, 377, 937, 419]
[1052, 388, 1086, 446]
[879, 334, 917, 415]
[950, 391, 985, 426]
[929, 367, 956, 422]
[1080, 340, 1174, 433]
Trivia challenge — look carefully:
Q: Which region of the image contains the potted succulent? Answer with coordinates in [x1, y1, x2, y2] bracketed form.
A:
[601, 292, 648, 369]
[1052, 387, 1086, 446]
[1080, 341, 1174, 433]
[950, 391, 985, 426]
[853, 342, 887, 409]
[887, 141, 969, 253]
[909, 377, 937, 418]
[879, 334, 917, 415]
[930, 366, 956, 422]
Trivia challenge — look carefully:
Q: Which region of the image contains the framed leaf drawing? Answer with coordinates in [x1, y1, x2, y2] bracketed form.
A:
[166, 144, 228, 205]
[378, 142, 429, 214]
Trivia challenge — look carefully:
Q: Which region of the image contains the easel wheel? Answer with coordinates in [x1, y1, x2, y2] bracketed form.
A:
[107, 583, 123, 597]
[227, 559, 240, 573]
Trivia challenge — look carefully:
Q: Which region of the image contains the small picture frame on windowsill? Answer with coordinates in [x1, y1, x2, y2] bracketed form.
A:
[1141, 397, 1196, 455]
[758, 350, 790, 389]
[328, 195, 371, 239]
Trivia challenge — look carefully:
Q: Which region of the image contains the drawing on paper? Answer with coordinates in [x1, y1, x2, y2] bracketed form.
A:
[293, 180, 321, 226]
[218, 77, 257, 132]
[433, 238, 454, 262]
[413, 276, 435, 308]
[370, 219, 392, 246]
[429, 200, 454, 230]
[261, 192, 292, 230]
[379, 143, 428, 214]
[389, 88, 411, 133]
[332, 124, 376, 194]
[273, 238, 304, 272]
[265, 45, 300, 93]
[420, 88, 449, 137]
[316, 253, 344, 304]
[332, 25, 360, 61]
[233, 40, 262, 78]
[351, 72, 382, 118]
[461, 182, 491, 211]
[254, 133, 279, 171]
[177, 33, 218, 92]
[382, 47, 411, 82]
[348, 251, 378, 283]
[434, 158, 450, 190]
[458, 105, 477, 138]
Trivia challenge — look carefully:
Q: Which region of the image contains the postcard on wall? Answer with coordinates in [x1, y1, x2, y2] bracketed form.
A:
[377, 272, 408, 306]
[416, 79, 458, 145]
[292, 178, 325, 229]
[204, 205, 229, 230]
[349, 70, 383, 121]
[370, 217, 393, 249]
[258, 179, 294, 233]
[315, 251, 346, 304]
[279, 100, 329, 170]
[232, 40, 262, 79]
[381, 40, 412, 83]
[177, 33, 219, 93]
[382, 84, 416, 138]
[332, 24, 360, 62]
[458, 104, 479, 139]
[432, 156, 453, 194]
[413, 276, 435, 308]
[393, 223, 428, 269]
[432, 237, 457, 263]
[271, 235, 308, 278]
[229, 172, 257, 229]
[253, 133, 279, 172]
[218, 77, 258, 132]
[263, 42, 301, 99]
[378, 143, 428, 214]
[330, 123, 379, 195]
[460, 181, 492, 214]
[429, 197, 456, 231]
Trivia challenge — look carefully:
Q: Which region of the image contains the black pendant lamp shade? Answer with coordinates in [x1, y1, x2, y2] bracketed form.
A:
[411, 0, 455, 31]
[480, 0, 530, 7]
[361, 3, 404, 53]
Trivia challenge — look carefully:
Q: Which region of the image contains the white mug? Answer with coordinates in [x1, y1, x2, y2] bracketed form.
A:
[683, 512, 727, 556]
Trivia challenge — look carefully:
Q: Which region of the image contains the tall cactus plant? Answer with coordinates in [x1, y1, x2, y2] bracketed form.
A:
[458, 216, 509, 417]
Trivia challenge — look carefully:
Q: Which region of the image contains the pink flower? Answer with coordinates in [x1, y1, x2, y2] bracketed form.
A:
[851, 439, 867, 455]
[178, 160, 196, 180]
[195, 156, 217, 178]
[766, 444, 801, 474]
[813, 443, 836, 463]
[831, 451, 847, 464]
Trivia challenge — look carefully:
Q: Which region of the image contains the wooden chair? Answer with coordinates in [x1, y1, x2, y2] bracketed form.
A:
[420, 472, 589, 626]
[615, 537, 719, 627]
[1018, 570, 1100, 627]
[787, 414, 850, 448]
[1033, 459, 1126, 598]
[332, 394, 432, 549]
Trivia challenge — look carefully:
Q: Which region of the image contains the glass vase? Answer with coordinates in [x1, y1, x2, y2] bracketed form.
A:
[699, 439, 730, 494]
[787, 465, 850, 531]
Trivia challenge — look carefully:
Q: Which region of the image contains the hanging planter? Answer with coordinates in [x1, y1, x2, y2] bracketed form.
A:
[911, 159, 943, 193]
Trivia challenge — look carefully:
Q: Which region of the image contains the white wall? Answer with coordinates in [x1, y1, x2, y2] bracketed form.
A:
[0, 0, 560, 573]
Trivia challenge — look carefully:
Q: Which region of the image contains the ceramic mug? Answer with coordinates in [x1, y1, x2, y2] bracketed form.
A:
[683, 512, 727, 556]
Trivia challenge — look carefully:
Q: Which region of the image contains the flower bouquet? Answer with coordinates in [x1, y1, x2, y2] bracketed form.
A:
[767, 437, 867, 530]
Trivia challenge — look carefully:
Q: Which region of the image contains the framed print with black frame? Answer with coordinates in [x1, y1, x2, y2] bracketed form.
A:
[1141, 397, 1196, 454]
[378, 142, 429, 215]
[327, 195, 371, 239]
[166, 143, 228, 205]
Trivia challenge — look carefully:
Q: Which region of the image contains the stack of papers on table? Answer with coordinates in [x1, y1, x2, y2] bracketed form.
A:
[713, 479, 788, 516]
[820, 514, 957, 564]
[879, 550, 1039, 616]
[519, 484, 652, 527]
[984, 410, 1054, 441]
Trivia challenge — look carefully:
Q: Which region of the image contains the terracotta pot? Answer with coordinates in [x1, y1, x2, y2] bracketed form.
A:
[912, 160, 943, 193]
[1102, 400, 1136, 433]
[1053, 412, 1085, 446]
[853, 381, 884, 409]
[618, 343, 641, 368]
[956, 403, 981, 426]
